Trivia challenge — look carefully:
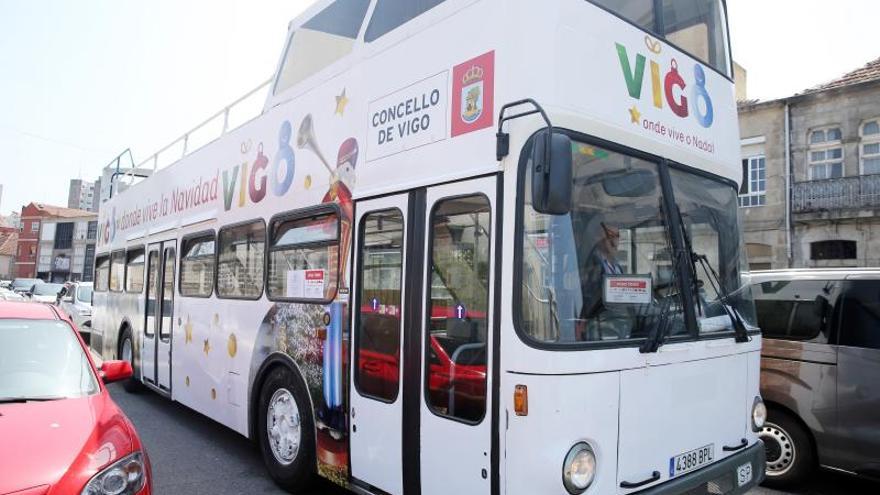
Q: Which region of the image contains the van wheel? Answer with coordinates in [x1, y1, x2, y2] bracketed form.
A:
[759, 409, 814, 488]
[119, 327, 144, 393]
[257, 366, 316, 491]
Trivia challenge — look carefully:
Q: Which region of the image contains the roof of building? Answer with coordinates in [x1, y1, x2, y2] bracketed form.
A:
[0, 231, 18, 257]
[801, 56, 880, 94]
[27, 202, 95, 219]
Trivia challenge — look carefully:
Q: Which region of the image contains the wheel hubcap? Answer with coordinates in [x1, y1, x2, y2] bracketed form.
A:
[122, 338, 133, 364]
[759, 421, 796, 476]
[267, 388, 301, 465]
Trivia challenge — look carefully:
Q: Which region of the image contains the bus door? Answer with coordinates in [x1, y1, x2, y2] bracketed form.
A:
[349, 176, 497, 495]
[143, 240, 176, 391]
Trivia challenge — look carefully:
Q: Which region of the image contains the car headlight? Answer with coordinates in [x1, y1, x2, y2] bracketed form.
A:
[82, 451, 146, 495]
[751, 396, 767, 432]
[562, 443, 597, 494]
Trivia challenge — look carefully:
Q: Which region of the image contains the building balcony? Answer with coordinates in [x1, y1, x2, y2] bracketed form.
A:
[792, 174, 880, 218]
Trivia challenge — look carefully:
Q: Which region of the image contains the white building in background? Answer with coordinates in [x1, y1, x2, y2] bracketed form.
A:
[68, 179, 98, 212]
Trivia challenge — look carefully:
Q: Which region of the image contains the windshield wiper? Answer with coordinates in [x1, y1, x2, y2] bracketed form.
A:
[692, 253, 750, 343]
[0, 396, 66, 404]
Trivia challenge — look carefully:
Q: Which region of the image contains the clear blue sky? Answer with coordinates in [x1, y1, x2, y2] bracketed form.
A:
[1, 0, 878, 215]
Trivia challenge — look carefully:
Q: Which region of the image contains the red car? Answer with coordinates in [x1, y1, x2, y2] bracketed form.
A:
[0, 301, 151, 495]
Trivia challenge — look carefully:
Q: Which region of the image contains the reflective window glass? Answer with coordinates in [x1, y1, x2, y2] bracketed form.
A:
[753, 280, 839, 341]
[217, 221, 265, 299]
[160, 248, 175, 339]
[355, 210, 404, 402]
[145, 251, 159, 337]
[365, 0, 446, 42]
[94, 255, 110, 292]
[838, 280, 880, 350]
[268, 211, 339, 301]
[180, 235, 215, 297]
[109, 251, 126, 292]
[274, 0, 371, 94]
[425, 195, 490, 423]
[126, 249, 145, 293]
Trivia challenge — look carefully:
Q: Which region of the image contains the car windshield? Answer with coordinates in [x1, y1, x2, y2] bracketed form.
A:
[0, 319, 99, 399]
[76, 286, 93, 304]
[33, 283, 64, 296]
[518, 138, 755, 347]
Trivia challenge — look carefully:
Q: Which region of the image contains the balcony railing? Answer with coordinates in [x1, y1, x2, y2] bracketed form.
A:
[792, 174, 880, 213]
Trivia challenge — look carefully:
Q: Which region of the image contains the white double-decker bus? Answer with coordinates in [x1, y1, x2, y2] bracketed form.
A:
[92, 1, 767, 493]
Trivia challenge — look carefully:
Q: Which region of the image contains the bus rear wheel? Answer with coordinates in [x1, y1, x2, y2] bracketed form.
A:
[257, 366, 316, 492]
[119, 327, 144, 393]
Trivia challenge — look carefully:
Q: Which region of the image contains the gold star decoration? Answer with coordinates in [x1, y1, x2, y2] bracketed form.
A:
[203, 338, 211, 356]
[629, 105, 642, 124]
[184, 316, 193, 344]
[228, 333, 238, 358]
[335, 88, 349, 116]
[185, 376, 190, 387]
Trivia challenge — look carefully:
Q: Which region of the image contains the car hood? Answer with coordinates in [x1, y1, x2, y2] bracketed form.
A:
[0, 393, 134, 494]
[30, 295, 57, 303]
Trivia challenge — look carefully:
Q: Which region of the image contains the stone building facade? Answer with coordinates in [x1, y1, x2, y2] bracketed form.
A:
[737, 58, 880, 269]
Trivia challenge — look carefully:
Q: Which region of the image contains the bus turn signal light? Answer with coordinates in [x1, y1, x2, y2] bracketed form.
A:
[514, 385, 528, 416]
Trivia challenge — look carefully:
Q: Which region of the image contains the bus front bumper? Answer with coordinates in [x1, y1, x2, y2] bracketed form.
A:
[636, 441, 765, 495]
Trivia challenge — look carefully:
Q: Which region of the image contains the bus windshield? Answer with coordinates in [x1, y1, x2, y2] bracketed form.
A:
[518, 138, 755, 347]
[591, 0, 730, 76]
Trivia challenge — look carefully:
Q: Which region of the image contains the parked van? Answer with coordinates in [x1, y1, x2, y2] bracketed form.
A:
[750, 269, 880, 486]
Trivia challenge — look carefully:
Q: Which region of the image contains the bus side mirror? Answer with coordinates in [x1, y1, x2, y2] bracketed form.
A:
[531, 130, 572, 215]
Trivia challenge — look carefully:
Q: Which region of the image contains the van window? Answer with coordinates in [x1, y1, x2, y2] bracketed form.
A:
[364, 0, 447, 42]
[753, 280, 839, 342]
[274, 0, 371, 95]
[838, 280, 880, 350]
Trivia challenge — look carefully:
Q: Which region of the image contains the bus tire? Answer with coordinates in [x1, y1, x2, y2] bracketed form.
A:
[759, 408, 815, 488]
[257, 366, 316, 491]
[118, 327, 144, 393]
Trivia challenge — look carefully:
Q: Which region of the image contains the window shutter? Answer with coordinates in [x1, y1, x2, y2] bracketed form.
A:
[740, 159, 749, 194]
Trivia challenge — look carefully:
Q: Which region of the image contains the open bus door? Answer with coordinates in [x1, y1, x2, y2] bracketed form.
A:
[350, 176, 497, 495]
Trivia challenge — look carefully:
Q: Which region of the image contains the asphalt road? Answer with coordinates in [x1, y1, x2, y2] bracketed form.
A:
[109, 383, 878, 495]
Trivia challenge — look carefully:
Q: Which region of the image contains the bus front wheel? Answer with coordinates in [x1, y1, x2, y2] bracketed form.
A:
[257, 366, 316, 491]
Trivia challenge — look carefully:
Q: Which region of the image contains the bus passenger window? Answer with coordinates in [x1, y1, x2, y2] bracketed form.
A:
[109, 251, 126, 292]
[217, 221, 266, 300]
[425, 195, 490, 423]
[126, 248, 145, 293]
[180, 234, 216, 297]
[364, 0, 446, 42]
[267, 211, 339, 302]
[94, 255, 110, 292]
[273, 0, 371, 95]
[591, 0, 654, 32]
[355, 209, 404, 402]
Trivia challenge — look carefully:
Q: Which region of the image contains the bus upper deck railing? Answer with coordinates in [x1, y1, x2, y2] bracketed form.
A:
[111, 78, 273, 196]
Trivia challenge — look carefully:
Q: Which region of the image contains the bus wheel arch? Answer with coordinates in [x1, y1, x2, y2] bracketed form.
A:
[251, 353, 317, 490]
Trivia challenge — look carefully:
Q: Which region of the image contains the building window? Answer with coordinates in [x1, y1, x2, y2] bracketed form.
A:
[30, 221, 40, 233]
[83, 245, 95, 281]
[86, 221, 97, 240]
[738, 156, 766, 207]
[808, 127, 843, 180]
[54, 222, 74, 249]
[861, 119, 880, 175]
[810, 240, 856, 260]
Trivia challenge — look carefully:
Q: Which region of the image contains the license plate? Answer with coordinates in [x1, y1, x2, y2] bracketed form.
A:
[737, 462, 753, 487]
[669, 444, 715, 477]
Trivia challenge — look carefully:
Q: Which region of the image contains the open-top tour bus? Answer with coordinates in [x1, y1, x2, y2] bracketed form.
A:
[92, 0, 766, 493]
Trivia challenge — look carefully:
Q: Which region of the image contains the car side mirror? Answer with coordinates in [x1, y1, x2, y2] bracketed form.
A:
[100, 360, 133, 384]
[531, 130, 572, 215]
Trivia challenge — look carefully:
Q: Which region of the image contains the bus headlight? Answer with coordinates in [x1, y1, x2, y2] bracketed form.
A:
[82, 451, 146, 495]
[752, 396, 767, 432]
[562, 443, 596, 494]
